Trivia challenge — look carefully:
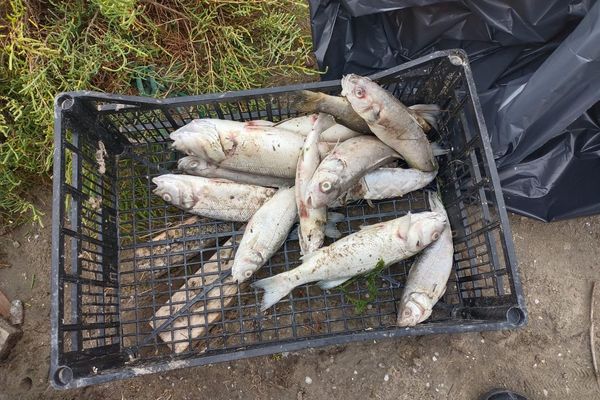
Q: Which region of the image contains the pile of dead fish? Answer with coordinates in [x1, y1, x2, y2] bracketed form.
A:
[153, 74, 454, 327]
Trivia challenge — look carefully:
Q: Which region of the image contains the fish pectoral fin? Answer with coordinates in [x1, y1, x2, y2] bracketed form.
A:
[317, 277, 351, 290]
[397, 213, 412, 240]
[326, 211, 345, 223]
[359, 221, 386, 231]
[299, 249, 319, 262]
[324, 222, 342, 239]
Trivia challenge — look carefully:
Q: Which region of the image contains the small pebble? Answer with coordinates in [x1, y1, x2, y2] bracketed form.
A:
[426, 382, 430, 388]
[325, 368, 330, 373]
[366, 304, 373, 310]
[543, 389, 548, 397]
[432, 356, 438, 362]
[480, 339, 485, 344]
[434, 352, 439, 357]
[412, 368, 417, 374]
[12, 241, 20, 248]
[332, 386, 336, 390]
[305, 376, 312, 385]
[384, 374, 389, 382]
[534, 299, 540, 304]
[353, 370, 358, 375]
[378, 363, 385, 368]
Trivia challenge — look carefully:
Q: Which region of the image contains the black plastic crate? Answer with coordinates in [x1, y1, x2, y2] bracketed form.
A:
[50, 49, 526, 389]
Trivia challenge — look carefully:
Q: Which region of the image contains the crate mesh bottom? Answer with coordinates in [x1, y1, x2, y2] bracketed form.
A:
[116, 141, 464, 356]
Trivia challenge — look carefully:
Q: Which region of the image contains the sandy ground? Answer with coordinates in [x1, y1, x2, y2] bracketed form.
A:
[1, 187, 600, 400]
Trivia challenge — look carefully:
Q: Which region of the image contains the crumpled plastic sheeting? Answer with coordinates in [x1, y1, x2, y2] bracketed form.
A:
[309, 0, 600, 221]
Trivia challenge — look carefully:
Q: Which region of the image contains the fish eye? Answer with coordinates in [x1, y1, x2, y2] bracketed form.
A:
[319, 181, 333, 193]
[244, 270, 253, 278]
[431, 232, 440, 241]
[162, 193, 172, 202]
[403, 308, 412, 317]
[355, 87, 365, 98]
[189, 161, 198, 168]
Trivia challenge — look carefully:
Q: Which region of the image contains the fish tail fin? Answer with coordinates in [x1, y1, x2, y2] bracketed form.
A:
[288, 90, 323, 113]
[251, 273, 294, 311]
[431, 142, 450, 157]
[409, 104, 441, 131]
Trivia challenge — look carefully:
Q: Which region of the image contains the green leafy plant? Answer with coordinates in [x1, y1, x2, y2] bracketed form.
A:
[338, 258, 387, 314]
[0, 0, 316, 232]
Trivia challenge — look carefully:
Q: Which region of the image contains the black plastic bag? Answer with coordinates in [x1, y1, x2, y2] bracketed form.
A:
[309, 0, 600, 221]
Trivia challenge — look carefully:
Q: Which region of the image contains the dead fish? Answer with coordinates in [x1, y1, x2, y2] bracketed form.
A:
[178, 156, 294, 188]
[170, 119, 334, 178]
[338, 167, 438, 204]
[296, 114, 329, 255]
[277, 114, 363, 142]
[397, 191, 454, 327]
[320, 124, 364, 142]
[288, 90, 440, 134]
[252, 211, 447, 311]
[152, 174, 276, 221]
[288, 90, 371, 133]
[305, 136, 399, 209]
[274, 114, 335, 135]
[231, 187, 297, 283]
[341, 74, 438, 172]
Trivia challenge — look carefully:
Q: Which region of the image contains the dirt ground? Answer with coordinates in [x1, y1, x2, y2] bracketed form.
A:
[1, 187, 600, 400]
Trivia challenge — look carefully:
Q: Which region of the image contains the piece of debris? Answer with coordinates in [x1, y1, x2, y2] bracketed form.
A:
[0, 317, 22, 360]
[95, 140, 108, 175]
[590, 281, 600, 389]
[86, 196, 102, 210]
[304, 376, 312, 385]
[383, 374, 389, 382]
[12, 241, 20, 249]
[0, 290, 10, 319]
[10, 300, 23, 325]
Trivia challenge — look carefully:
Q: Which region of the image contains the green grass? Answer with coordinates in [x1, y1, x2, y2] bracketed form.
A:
[0, 0, 315, 232]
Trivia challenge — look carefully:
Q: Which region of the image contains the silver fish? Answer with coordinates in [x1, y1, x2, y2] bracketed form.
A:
[320, 124, 364, 142]
[252, 211, 447, 311]
[305, 136, 399, 209]
[337, 167, 438, 204]
[397, 191, 454, 326]
[231, 187, 297, 283]
[341, 74, 438, 172]
[170, 119, 334, 178]
[296, 114, 328, 255]
[288, 90, 440, 134]
[178, 156, 294, 188]
[274, 114, 335, 135]
[288, 90, 371, 133]
[152, 174, 276, 221]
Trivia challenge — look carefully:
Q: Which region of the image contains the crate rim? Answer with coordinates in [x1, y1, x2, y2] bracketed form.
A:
[50, 49, 526, 389]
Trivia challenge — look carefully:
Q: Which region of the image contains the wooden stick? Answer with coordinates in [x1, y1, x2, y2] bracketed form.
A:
[151, 237, 242, 353]
[0, 289, 10, 320]
[591, 281, 599, 389]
